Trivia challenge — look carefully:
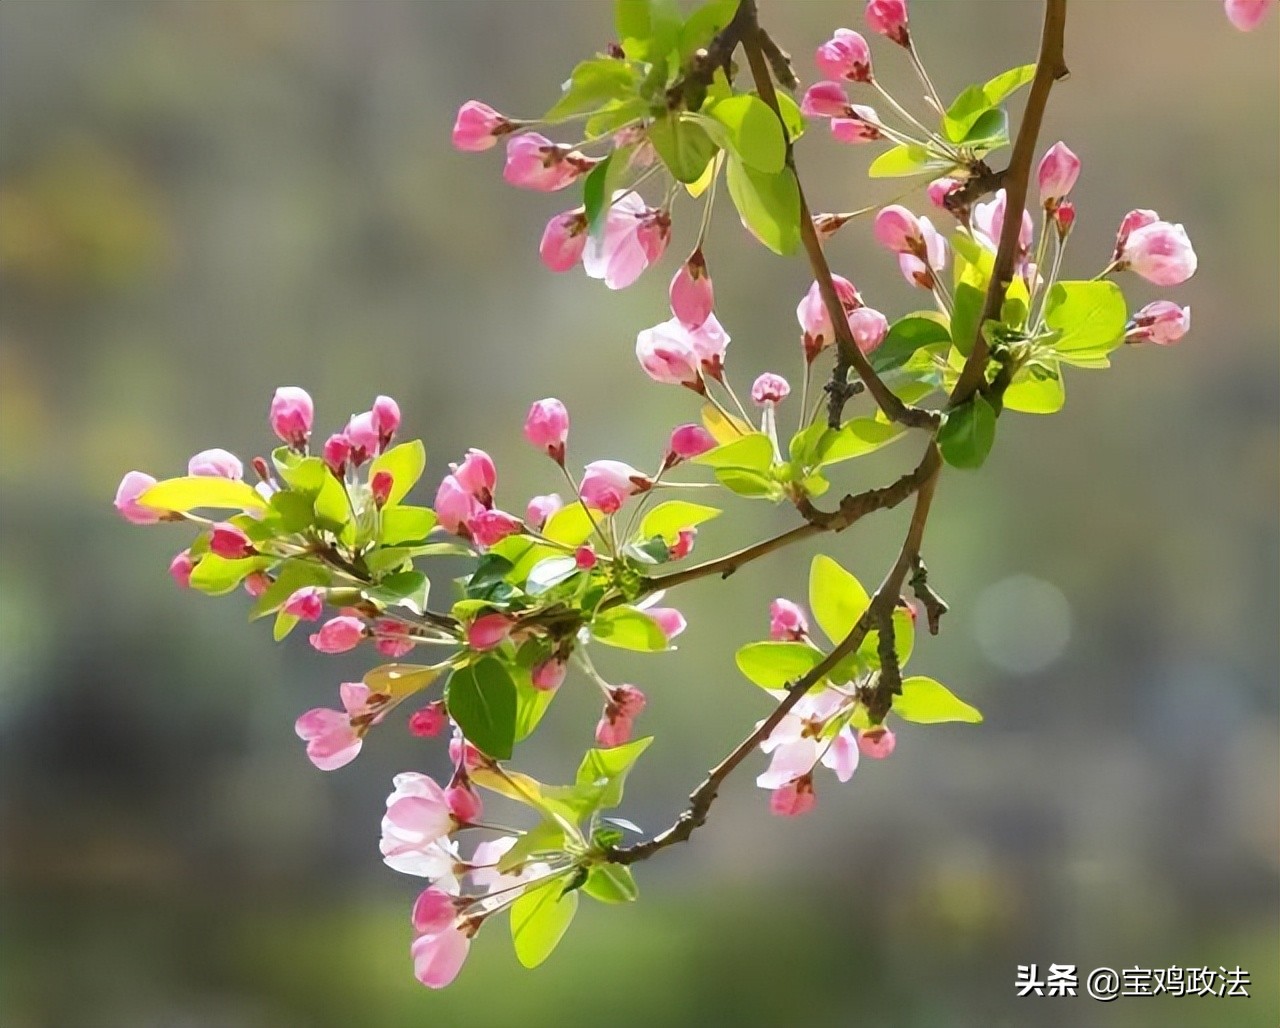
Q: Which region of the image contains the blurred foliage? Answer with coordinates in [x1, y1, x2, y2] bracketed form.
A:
[0, 2, 1276, 1025]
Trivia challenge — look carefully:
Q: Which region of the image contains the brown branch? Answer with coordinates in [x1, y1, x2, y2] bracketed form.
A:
[949, 0, 1069, 406]
[909, 555, 948, 635]
[608, 444, 941, 866]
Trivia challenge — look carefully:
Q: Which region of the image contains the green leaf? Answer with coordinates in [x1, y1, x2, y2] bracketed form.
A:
[870, 312, 952, 375]
[895, 675, 983, 723]
[379, 505, 436, 546]
[543, 502, 598, 547]
[576, 736, 653, 810]
[715, 468, 780, 498]
[272, 610, 298, 641]
[590, 606, 668, 651]
[867, 143, 938, 179]
[369, 441, 425, 508]
[510, 880, 579, 969]
[678, 0, 739, 58]
[616, 0, 681, 60]
[544, 58, 641, 123]
[773, 91, 805, 142]
[364, 662, 443, 702]
[809, 554, 870, 645]
[189, 554, 269, 596]
[943, 84, 992, 143]
[583, 864, 639, 904]
[582, 152, 616, 238]
[724, 157, 800, 255]
[312, 473, 351, 530]
[1003, 362, 1065, 414]
[250, 559, 330, 618]
[1044, 281, 1127, 365]
[446, 658, 518, 760]
[526, 556, 579, 595]
[584, 98, 649, 139]
[138, 476, 267, 514]
[814, 419, 904, 467]
[497, 818, 566, 873]
[735, 641, 824, 689]
[515, 672, 557, 741]
[938, 394, 997, 470]
[363, 570, 429, 615]
[701, 94, 785, 173]
[648, 113, 718, 183]
[960, 107, 1009, 151]
[639, 500, 721, 543]
[983, 63, 1036, 105]
[692, 432, 773, 471]
[949, 282, 987, 357]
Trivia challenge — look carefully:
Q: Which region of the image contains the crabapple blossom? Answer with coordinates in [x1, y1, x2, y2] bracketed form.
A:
[1224, 0, 1274, 30]
[848, 306, 889, 353]
[371, 470, 394, 507]
[1111, 208, 1159, 260]
[344, 411, 381, 465]
[323, 434, 351, 476]
[858, 726, 897, 759]
[797, 275, 862, 361]
[374, 619, 416, 659]
[209, 522, 254, 559]
[243, 572, 271, 598]
[451, 449, 496, 506]
[411, 887, 458, 937]
[114, 471, 161, 524]
[667, 423, 716, 463]
[865, 0, 910, 46]
[269, 386, 314, 448]
[580, 460, 651, 513]
[769, 598, 809, 641]
[502, 133, 594, 191]
[669, 249, 714, 329]
[435, 475, 483, 535]
[927, 177, 963, 210]
[531, 658, 567, 692]
[636, 319, 703, 389]
[647, 606, 687, 642]
[874, 205, 922, 253]
[451, 100, 514, 152]
[597, 684, 647, 747]
[815, 29, 873, 83]
[831, 107, 882, 143]
[408, 702, 447, 738]
[411, 919, 473, 989]
[751, 373, 791, 406]
[168, 550, 194, 588]
[524, 493, 562, 529]
[1117, 220, 1198, 285]
[583, 192, 669, 289]
[1036, 141, 1080, 208]
[468, 509, 522, 547]
[372, 395, 401, 442]
[972, 190, 1033, 254]
[445, 785, 483, 824]
[523, 398, 569, 464]
[382, 772, 456, 867]
[801, 81, 852, 119]
[467, 613, 514, 651]
[295, 682, 374, 771]
[284, 586, 325, 620]
[769, 775, 818, 817]
[188, 448, 243, 480]
[1126, 301, 1191, 345]
[539, 208, 589, 272]
[574, 545, 597, 570]
[1053, 200, 1076, 238]
[670, 528, 697, 560]
[309, 615, 365, 654]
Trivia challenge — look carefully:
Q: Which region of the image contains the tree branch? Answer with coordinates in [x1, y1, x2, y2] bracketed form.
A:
[949, 0, 1069, 406]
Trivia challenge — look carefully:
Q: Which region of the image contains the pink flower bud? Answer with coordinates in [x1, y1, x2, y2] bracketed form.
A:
[1117, 221, 1197, 286]
[667, 423, 716, 463]
[1225, 0, 1274, 30]
[648, 607, 687, 642]
[800, 81, 850, 119]
[669, 528, 697, 560]
[284, 586, 325, 621]
[411, 887, 458, 937]
[344, 411, 380, 465]
[468, 509, 522, 548]
[815, 28, 872, 83]
[371, 470, 394, 508]
[769, 598, 809, 641]
[450, 449, 496, 506]
[636, 209, 671, 264]
[243, 571, 271, 597]
[209, 522, 254, 560]
[445, 785, 483, 824]
[687, 313, 731, 380]
[448, 734, 486, 772]
[309, 615, 365, 654]
[596, 684, 646, 747]
[374, 619, 416, 658]
[813, 212, 855, 240]
[831, 106, 882, 143]
[973, 189, 1033, 254]
[865, 0, 910, 46]
[323, 434, 351, 476]
[848, 306, 889, 353]
[874, 204, 922, 253]
[523, 398, 569, 464]
[1052, 200, 1076, 238]
[580, 460, 650, 514]
[372, 395, 401, 441]
[1112, 208, 1159, 260]
[169, 550, 195, 588]
[409, 702, 447, 738]
[434, 474, 483, 536]
[769, 774, 817, 817]
[796, 275, 862, 362]
[636, 319, 704, 390]
[467, 613, 513, 651]
[452, 100, 513, 152]
[269, 386, 314, 448]
[411, 925, 471, 990]
[751, 372, 791, 406]
[539, 209, 589, 272]
[669, 249, 715, 329]
[524, 493, 563, 529]
[927, 177, 963, 210]
[574, 545, 597, 570]
[531, 658, 567, 692]
[611, 684, 647, 719]
[1125, 301, 1191, 346]
[1036, 141, 1080, 207]
[188, 448, 243, 480]
[502, 133, 594, 192]
[858, 726, 897, 759]
[595, 714, 634, 748]
[114, 471, 161, 524]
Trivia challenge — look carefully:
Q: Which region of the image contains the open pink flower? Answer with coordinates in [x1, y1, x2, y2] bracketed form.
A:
[309, 615, 365, 654]
[270, 386, 314, 448]
[1117, 221, 1197, 285]
[114, 471, 161, 524]
[757, 690, 858, 795]
[1224, 0, 1274, 30]
[580, 460, 650, 514]
[972, 189, 1033, 255]
[769, 598, 809, 641]
[502, 133, 594, 191]
[524, 493, 562, 529]
[1125, 301, 1191, 345]
[188, 448, 243, 480]
[540, 209, 589, 272]
[294, 682, 373, 771]
[583, 193, 668, 289]
[382, 772, 456, 871]
[815, 29, 873, 83]
[636, 318, 704, 390]
[452, 100, 514, 152]
[411, 923, 472, 989]
[411, 887, 458, 937]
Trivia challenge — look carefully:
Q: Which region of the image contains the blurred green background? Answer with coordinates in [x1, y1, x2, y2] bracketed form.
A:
[1, 2, 1276, 1026]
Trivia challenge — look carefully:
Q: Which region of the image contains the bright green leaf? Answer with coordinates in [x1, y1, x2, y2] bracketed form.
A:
[870, 312, 952, 375]
[590, 606, 668, 651]
[701, 94, 785, 173]
[983, 63, 1036, 105]
[583, 864, 639, 904]
[364, 570, 429, 615]
[543, 502, 598, 547]
[639, 500, 721, 543]
[724, 157, 800, 254]
[510, 880, 579, 969]
[139, 476, 267, 515]
[189, 554, 269, 595]
[576, 736, 653, 810]
[715, 467, 779, 498]
[380, 505, 437, 546]
[678, 0, 739, 57]
[693, 432, 773, 471]
[369, 441, 425, 508]
[446, 658, 518, 760]
[895, 675, 983, 723]
[1003, 362, 1065, 414]
[735, 641, 824, 689]
[815, 419, 904, 467]
[809, 554, 870, 645]
[250, 559, 330, 618]
[544, 58, 641, 123]
[1044, 280, 1127, 364]
[649, 113, 718, 183]
[943, 83, 992, 143]
[950, 282, 987, 357]
[868, 143, 938, 179]
[938, 394, 997, 469]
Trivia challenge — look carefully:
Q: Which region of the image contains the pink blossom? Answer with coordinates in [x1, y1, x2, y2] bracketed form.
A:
[468, 509, 522, 548]
[467, 613, 514, 651]
[452, 100, 513, 152]
[636, 319, 703, 389]
[927, 177, 962, 210]
[540, 208, 590, 272]
[451, 449, 496, 505]
[610, 684, 647, 718]
[874, 204, 922, 253]
[769, 599, 809, 641]
[531, 658, 567, 692]
[445, 785, 483, 824]
[669, 249, 714, 329]
[1118, 221, 1197, 285]
[411, 924, 471, 989]
[831, 107, 882, 144]
[373, 395, 401, 442]
[434, 475, 483, 536]
[580, 460, 650, 514]
[243, 572, 270, 597]
[523, 398, 569, 463]
[371, 470, 394, 508]
[323, 434, 351, 476]
[648, 606, 687, 642]
[169, 550, 194, 588]
[448, 732, 487, 773]
[269, 386, 314, 448]
[524, 493, 562, 529]
[815, 29, 872, 83]
[374, 619, 416, 659]
[1112, 208, 1159, 259]
[285, 586, 325, 621]
[188, 448, 243, 480]
[209, 522, 254, 560]
[800, 81, 850, 119]
[757, 691, 858, 790]
[596, 684, 646, 747]
[769, 775, 818, 816]
[382, 772, 456, 867]
[595, 715, 634, 748]
[972, 189, 1033, 254]
[294, 683, 372, 771]
[1053, 200, 1076, 238]
[1224, 0, 1274, 30]
[345, 411, 381, 465]
[858, 726, 897, 759]
[669, 528, 696, 560]
[309, 615, 365, 654]
[502, 133, 593, 192]
[409, 702, 447, 738]
[686, 313, 731, 379]
[411, 887, 458, 937]
[574, 545, 597, 570]
[848, 306, 889, 353]
[114, 471, 161, 524]
[797, 275, 862, 361]
[583, 193, 666, 289]
[865, 0, 910, 46]
[751, 373, 791, 406]
[667, 423, 716, 463]
[1126, 301, 1191, 345]
[1037, 141, 1080, 207]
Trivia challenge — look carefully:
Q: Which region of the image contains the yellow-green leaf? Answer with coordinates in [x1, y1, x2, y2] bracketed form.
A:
[809, 554, 870, 645]
[639, 501, 721, 543]
[139, 476, 267, 514]
[895, 675, 983, 723]
[510, 880, 579, 969]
